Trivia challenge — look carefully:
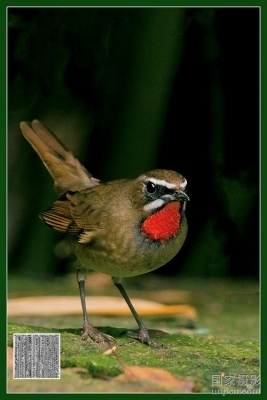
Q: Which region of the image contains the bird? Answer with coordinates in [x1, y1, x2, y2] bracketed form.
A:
[20, 119, 189, 348]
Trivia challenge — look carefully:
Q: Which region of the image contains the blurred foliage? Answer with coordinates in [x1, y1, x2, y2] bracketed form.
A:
[8, 7, 259, 279]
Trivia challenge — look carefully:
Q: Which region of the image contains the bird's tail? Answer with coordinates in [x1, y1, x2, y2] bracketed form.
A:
[20, 119, 99, 195]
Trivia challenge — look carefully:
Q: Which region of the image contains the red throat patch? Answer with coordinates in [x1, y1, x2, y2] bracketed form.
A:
[141, 202, 181, 241]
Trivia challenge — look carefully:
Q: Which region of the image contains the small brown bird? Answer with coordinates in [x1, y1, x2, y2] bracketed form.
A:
[20, 120, 189, 348]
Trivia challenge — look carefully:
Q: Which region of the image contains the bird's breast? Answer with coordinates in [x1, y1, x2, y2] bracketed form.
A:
[71, 209, 187, 278]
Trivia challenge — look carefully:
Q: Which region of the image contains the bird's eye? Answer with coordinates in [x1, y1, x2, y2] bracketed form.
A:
[146, 181, 156, 194]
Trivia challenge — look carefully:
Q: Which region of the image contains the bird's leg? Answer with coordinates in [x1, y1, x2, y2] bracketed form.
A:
[112, 277, 164, 348]
[77, 269, 116, 348]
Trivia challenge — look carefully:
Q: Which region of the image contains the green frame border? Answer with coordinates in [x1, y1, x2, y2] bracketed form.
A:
[2, 0, 267, 5]
[3, 2, 265, 399]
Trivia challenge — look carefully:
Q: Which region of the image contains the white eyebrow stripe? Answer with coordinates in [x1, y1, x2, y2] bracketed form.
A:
[180, 178, 187, 189]
[145, 177, 176, 189]
[143, 198, 165, 212]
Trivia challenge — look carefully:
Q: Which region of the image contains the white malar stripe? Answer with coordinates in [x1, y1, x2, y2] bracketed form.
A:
[146, 177, 176, 189]
[162, 194, 176, 201]
[144, 198, 165, 212]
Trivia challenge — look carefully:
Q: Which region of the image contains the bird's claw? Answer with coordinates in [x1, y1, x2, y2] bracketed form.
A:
[81, 323, 117, 348]
[126, 329, 166, 348]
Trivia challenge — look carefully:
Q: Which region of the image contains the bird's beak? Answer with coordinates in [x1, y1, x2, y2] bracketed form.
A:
[176, 191, 190, 202]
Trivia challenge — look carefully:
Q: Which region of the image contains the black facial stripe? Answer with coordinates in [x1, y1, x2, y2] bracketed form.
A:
[144, 181, 176, 201]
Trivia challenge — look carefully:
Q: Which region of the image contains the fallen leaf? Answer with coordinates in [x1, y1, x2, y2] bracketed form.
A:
[114, 364, 197, 392]
[8, 296, 197, 320]
[7, 346, 13, 368]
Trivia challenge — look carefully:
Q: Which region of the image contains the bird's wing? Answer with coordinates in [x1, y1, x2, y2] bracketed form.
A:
[40, 190, 107, 244]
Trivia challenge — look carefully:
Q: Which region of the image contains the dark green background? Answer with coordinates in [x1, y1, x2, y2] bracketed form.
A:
[4, 2, 265, 400]
[8, 6, 260, 280]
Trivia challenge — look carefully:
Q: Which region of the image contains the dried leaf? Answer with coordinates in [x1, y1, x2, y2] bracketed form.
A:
[114, 364, 197, 392]
[8, 296, 197, 320]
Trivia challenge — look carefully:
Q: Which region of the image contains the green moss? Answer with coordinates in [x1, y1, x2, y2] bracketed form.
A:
[8, 277, 259, 392]
[8, 322, 259, 393]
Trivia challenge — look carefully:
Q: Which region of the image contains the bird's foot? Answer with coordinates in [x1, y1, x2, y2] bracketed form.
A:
[81, 322, 117, 349]
[127, 328, 166, 348]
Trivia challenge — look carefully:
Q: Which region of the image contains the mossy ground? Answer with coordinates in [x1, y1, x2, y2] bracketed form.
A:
[7, 274, 260, 393]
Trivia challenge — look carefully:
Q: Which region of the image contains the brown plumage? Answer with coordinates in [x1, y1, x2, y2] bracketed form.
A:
[20, 120, 189, 348]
